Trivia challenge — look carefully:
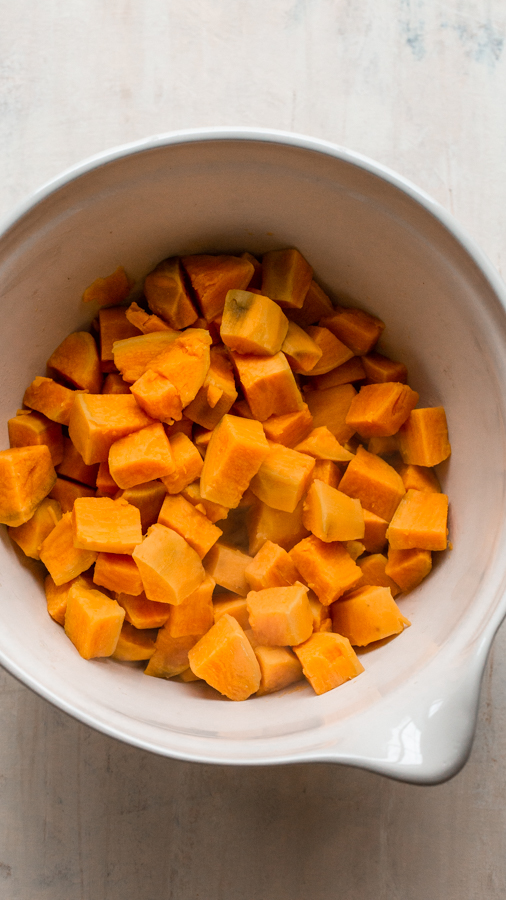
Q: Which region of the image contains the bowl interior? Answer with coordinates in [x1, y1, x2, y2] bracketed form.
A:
[1, 135, 506, 769]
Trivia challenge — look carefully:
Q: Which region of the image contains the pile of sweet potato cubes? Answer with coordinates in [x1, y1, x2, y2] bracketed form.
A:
[0, 249, 451, 700]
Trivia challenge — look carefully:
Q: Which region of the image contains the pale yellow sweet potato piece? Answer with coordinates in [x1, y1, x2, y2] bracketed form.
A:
[72, 497, 143, 554]
[98, 307, 141, 373]
[166, 574, 215, 637]
[305, 384, 357, 443]
[250, 442, 315, 513]
[221, 289, 289, 355]
[182, 254, 255, 322]
[247, 583, 313, 646]
[302, 480, 364, 542]
[330, 585, 410, 646]
[386, 489, 448, 550]
[281, 321, 323, 373]
[261, 248, 313, 309]
[188, 614, 261, 700]
[0, 445, 56, 527]
[8, 498, 61, 559]
[294, 632, 364, 694]
[345, 382, 419, 438]
[385, 547, 432, 592]
[146, 329, 212, 407]
[184, 345, 238, 430]
[397, 407, 451, 466]
[320, 305, 385, 355]
[23, 376, 78, 426]
[47, 331, 102, 394]
[111, 622, 157, 661]
[144, 257, 199, 329]
[261, 404, 313, 447]
[144, 628, 199, 678]
[231, 351, 304, 421]
[112, 331, 179, 383]
[39, 512, 97, 585]
[116, 591, 170, 629]
[82, 266, 132, 306]
[289, 534, 362, 606]
[114, 480, 167, 533]
[245, 540, 300, 591]
[158, 494, 222, 558]
[8, 410, 64, 466]
[204, 542, 252, 596]
[294, 426, 353, 462]
[254, 645, 304, 695]
[132, 523, 205, 605]
[338, 445, 405, 522]
[69, 393, 155, 465]
[200, 414, 269, 509]
[161, 432, 203, 494]
[93, 552, 144, 595]
[108, 423, 175, 490]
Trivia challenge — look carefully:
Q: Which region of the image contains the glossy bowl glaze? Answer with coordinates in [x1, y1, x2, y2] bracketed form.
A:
[1, 128, 506, 784]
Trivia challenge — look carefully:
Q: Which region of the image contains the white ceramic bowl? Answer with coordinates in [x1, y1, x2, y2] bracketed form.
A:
[1, 128, 506, 784]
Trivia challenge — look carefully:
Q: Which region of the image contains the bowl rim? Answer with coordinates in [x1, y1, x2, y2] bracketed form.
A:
[1, 126, 506, 783]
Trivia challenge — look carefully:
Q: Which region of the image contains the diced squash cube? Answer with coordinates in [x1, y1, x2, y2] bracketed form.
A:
[162, 432, 203, 494]
[281, 321, 323, 373]
[165, 415, 193, 439]
[346, 540, 366, 561]
[254, 645, 304, 695]
[112, 331, 178, 383]
[386, 489, 449, 550]
[111, 622, 157, 661]
[8, 498, 62, 559]
[200, 414, 269, 509]
[338, 445, 405, 522]
[181, 480, 230, 524]
[307, 459, 342, 490]
[398, 407, 451, 466]
[126, 301, 173, 334]
[220, 289, 289, 355]
[213, 594, 250, 630]
[132, 523, 205, 605]
[144, 257, 199, 329]
[247, 583, 313, 646]
[305, 326, 354, 375]
[204, 542, 252, 596]
[101, 373, 132, 394]
[305, 384, 357, 443]
[166, 574, 215, 637]
[182, 254, 255, 321]
[294, 426, 353, 462]
[56, 437, 99, 487]
[188, 614, 261, 700]
[302, 480, 364, 542]
[49, 477, 95, 513]
[385, 548, 432, 592]
[130, 369, 183, 422]
[69, 393, 155, 465]
[72, 496, 143, 554]
[0, 445, 56, 527]
[23, 376, 78, 426]
[250, 443, 315, 513]
[262, 404, 313, 447]
[289, 534, 362, 606]
[398, 463, 441, 493]
[93, 552, 144, 595]
[82, 266, 131, 306]
[362, 352, 408, 384]
[114, 480, 167, 533]
[47, 331, 102, 394]
[158, 493, 222, 558]
[116, 591, 171, 629]
[39, 512, 97, 585]
[330, 585, 410, 646]
[98, 307, 141, 373]
[44, 572, 93, 626]
[247, 497, 308, 556]
[367, 435, 399, 457]
[345, 382, 419, 437]
[362, 508, 389, 553]
[146, 329, 212, 407]
[287, 279, 334, 327]
[8, 410, 64, 466]
[307, 593, 331, 631]
[144, 629, 200, 678]
[293, 632, 364, 695]
[185, 345, 238, 430]
[231, 351, 304, 421]
[261, 248, 313, 309]
[311, 356, 366, 390]
[108, 423, 175, 490]
[320, 305, 385, 355]
[356, 553, 401, 596]
[64, 583, 125, 659]
[245, 540, 300, 591]
[96, 460, 119, 497]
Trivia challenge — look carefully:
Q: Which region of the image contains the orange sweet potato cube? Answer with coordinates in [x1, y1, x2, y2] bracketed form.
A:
[312, 356, 366, 390]
[69, 393, 155, 465]
[356, 553, 401, 596]
[145, 630, 200, 678]
[221, 289, 289, 356]
[101, 373, 132, 394]
[44, 572, 93, 626]
[23, 376, 78, 426]
[93, 552, 144, 595]
[162, 432, 203, 494]
[98, 306, 141, 373]
[108, 423, 175, 490]
[204, 542, 253, 596]
[146, 329, 212, 408]
[386, 489, 449, 550]
[244, 540, 300, 591]
[47, 331, 102, 394]
[320, 305, 385, 355]
[305, 325, 355, 375]
[8, 497, 61, 559]
[287, 279, 334, 326]
[188, 614, 261, 700]
[385, 547, 432, 592]
[254, 645, 304, 695]
[111, 622, 157, 661]
[362, 508, 389, 553]
[398, 407, 451, 467]
[96, 460, 119, 497]
[64, 583, 125, 659]
[200, 414, 269, 508]
[247, 583, 313, 646]
[116, 591, 171, 629]
[144, 257, 199, 329]
[338, 445, 405, 522]
[182, 254, 255, 321]
[302, 480, 365, 542]
[82, 265, 131, 306]
[0, 445, 56, 527]
[294, 426, 353, 462]
[367, 435, 399, 457]
[247, 497, 308, 556]
[112, 331, 178, 383]
[250, 443, 315, 513]
[56, 437, 99, 486]
[231, 351, 304, 421]
[114, 480, 167, 533]
[345, 382, 419, 438]
[130, 369, 183, 422]
[362, 352, 408, 384]
[281, 321, 323, 373]
[305, 384, 357, 443]
[8, 410, 64, 466]
[39, 512, 97, 585]
[166, 574, 215, 637]
[49, 477, 95, 513]
[261, 248, 313, 309]
[398, 463, 441, 493]
[132, 523, 205, 605]
[158, 494, 222, 558]
[307, 459, 342, 490]
[330, 585, 410, 646]
[181, 480, 230, 524]
[213, 594, 250, 630]
[289, 534, 362, 606]
[307, 593, 331, 631]
[72, 496, 143, 554]
[184, 345, 238, 430]
[294, 632, 364, 694]
[125, 301, 173, 335]
[262, 404, 313, 447]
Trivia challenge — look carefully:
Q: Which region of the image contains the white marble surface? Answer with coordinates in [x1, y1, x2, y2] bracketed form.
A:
[1, 2, 506, 897]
